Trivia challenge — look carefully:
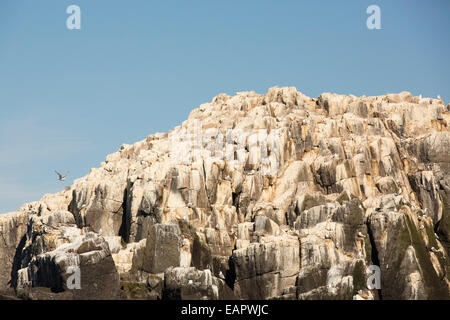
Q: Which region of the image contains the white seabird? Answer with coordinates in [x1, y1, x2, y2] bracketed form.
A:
[215, 224, 220, 230]
[335, 242, 340, 249]
[435, 233, 440, 240]
[55, 170, 69, 181]
[357, 232, 366, 238]
[430, 247, 439, 253]
[419, 225, 425, 230]
[418, 216, 422, 221]
[325, 234, 331, 240]
[218, 271, 225, 279]
[187, 202, 193, 208]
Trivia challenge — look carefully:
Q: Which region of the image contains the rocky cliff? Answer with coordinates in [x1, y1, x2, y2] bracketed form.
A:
[1, 87, 449, 300]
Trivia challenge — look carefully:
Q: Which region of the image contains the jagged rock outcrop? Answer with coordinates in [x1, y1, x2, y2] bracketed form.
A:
[1, 87, 449, 300]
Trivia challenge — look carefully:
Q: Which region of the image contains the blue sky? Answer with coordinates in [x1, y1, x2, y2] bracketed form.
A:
[0, 0, 449, 213]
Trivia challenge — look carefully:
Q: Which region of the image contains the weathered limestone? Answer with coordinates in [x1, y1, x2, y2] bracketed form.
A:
[1, 87, 449, 300]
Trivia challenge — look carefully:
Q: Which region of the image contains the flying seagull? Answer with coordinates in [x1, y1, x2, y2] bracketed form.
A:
[55, 170, 69, 181]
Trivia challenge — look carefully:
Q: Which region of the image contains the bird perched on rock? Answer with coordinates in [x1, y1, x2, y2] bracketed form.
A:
[411, 205, 416, 211]
[224, 175, 232, 181]
[248, 170, 255, 175]
[215, 224, 220, 230]
[335, 242, 340, 249]
[325, 234, 331, 240]
[357, 232, 366, 238]
[187, 202, 193, 208]
[302, 119, 308, 125]
[423, 208, 428, 214]
[435, 233, 440, 240]
[418, 216, 422, 221]
[188, 280, 193, 285]
[430, 247, 439, 253]
[397, 188, 402, 195]
[419, 225, 425, 230]
[218, 271, 225, 280]
[55, 170, 69, 181]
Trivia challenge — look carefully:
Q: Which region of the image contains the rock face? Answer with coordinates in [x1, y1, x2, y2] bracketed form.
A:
[0, 87, 449, 300]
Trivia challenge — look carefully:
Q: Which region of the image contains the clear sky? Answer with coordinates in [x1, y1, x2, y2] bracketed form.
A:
[0, 0, 449, 213]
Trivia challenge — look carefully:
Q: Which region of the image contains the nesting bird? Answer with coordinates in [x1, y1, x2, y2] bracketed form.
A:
[188, 280, 193, 285]
[418, 216, 422, 222]
[224, 175, 232, 181]
[435, 233, 440, 240]
[335, 242, 340, 249]
[187, 202, 193, 208]
[215, 224, 220, 230]
[397, 188, 402, 195]
[419, 225, 425, 231]
[218, 271, 225, 280]
[325, 234, 331, 240]
[357, 232, 366, 238]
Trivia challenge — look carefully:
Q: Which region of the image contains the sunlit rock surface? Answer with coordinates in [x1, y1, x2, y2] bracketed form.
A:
[1, 87, 449, 300]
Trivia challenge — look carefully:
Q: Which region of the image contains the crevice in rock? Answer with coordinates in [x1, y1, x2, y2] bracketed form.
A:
[9, 233, 27, 290]
[225, 255, 236, 291]
[232, 192, 240, 213]
[118, 187, 131, 243]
